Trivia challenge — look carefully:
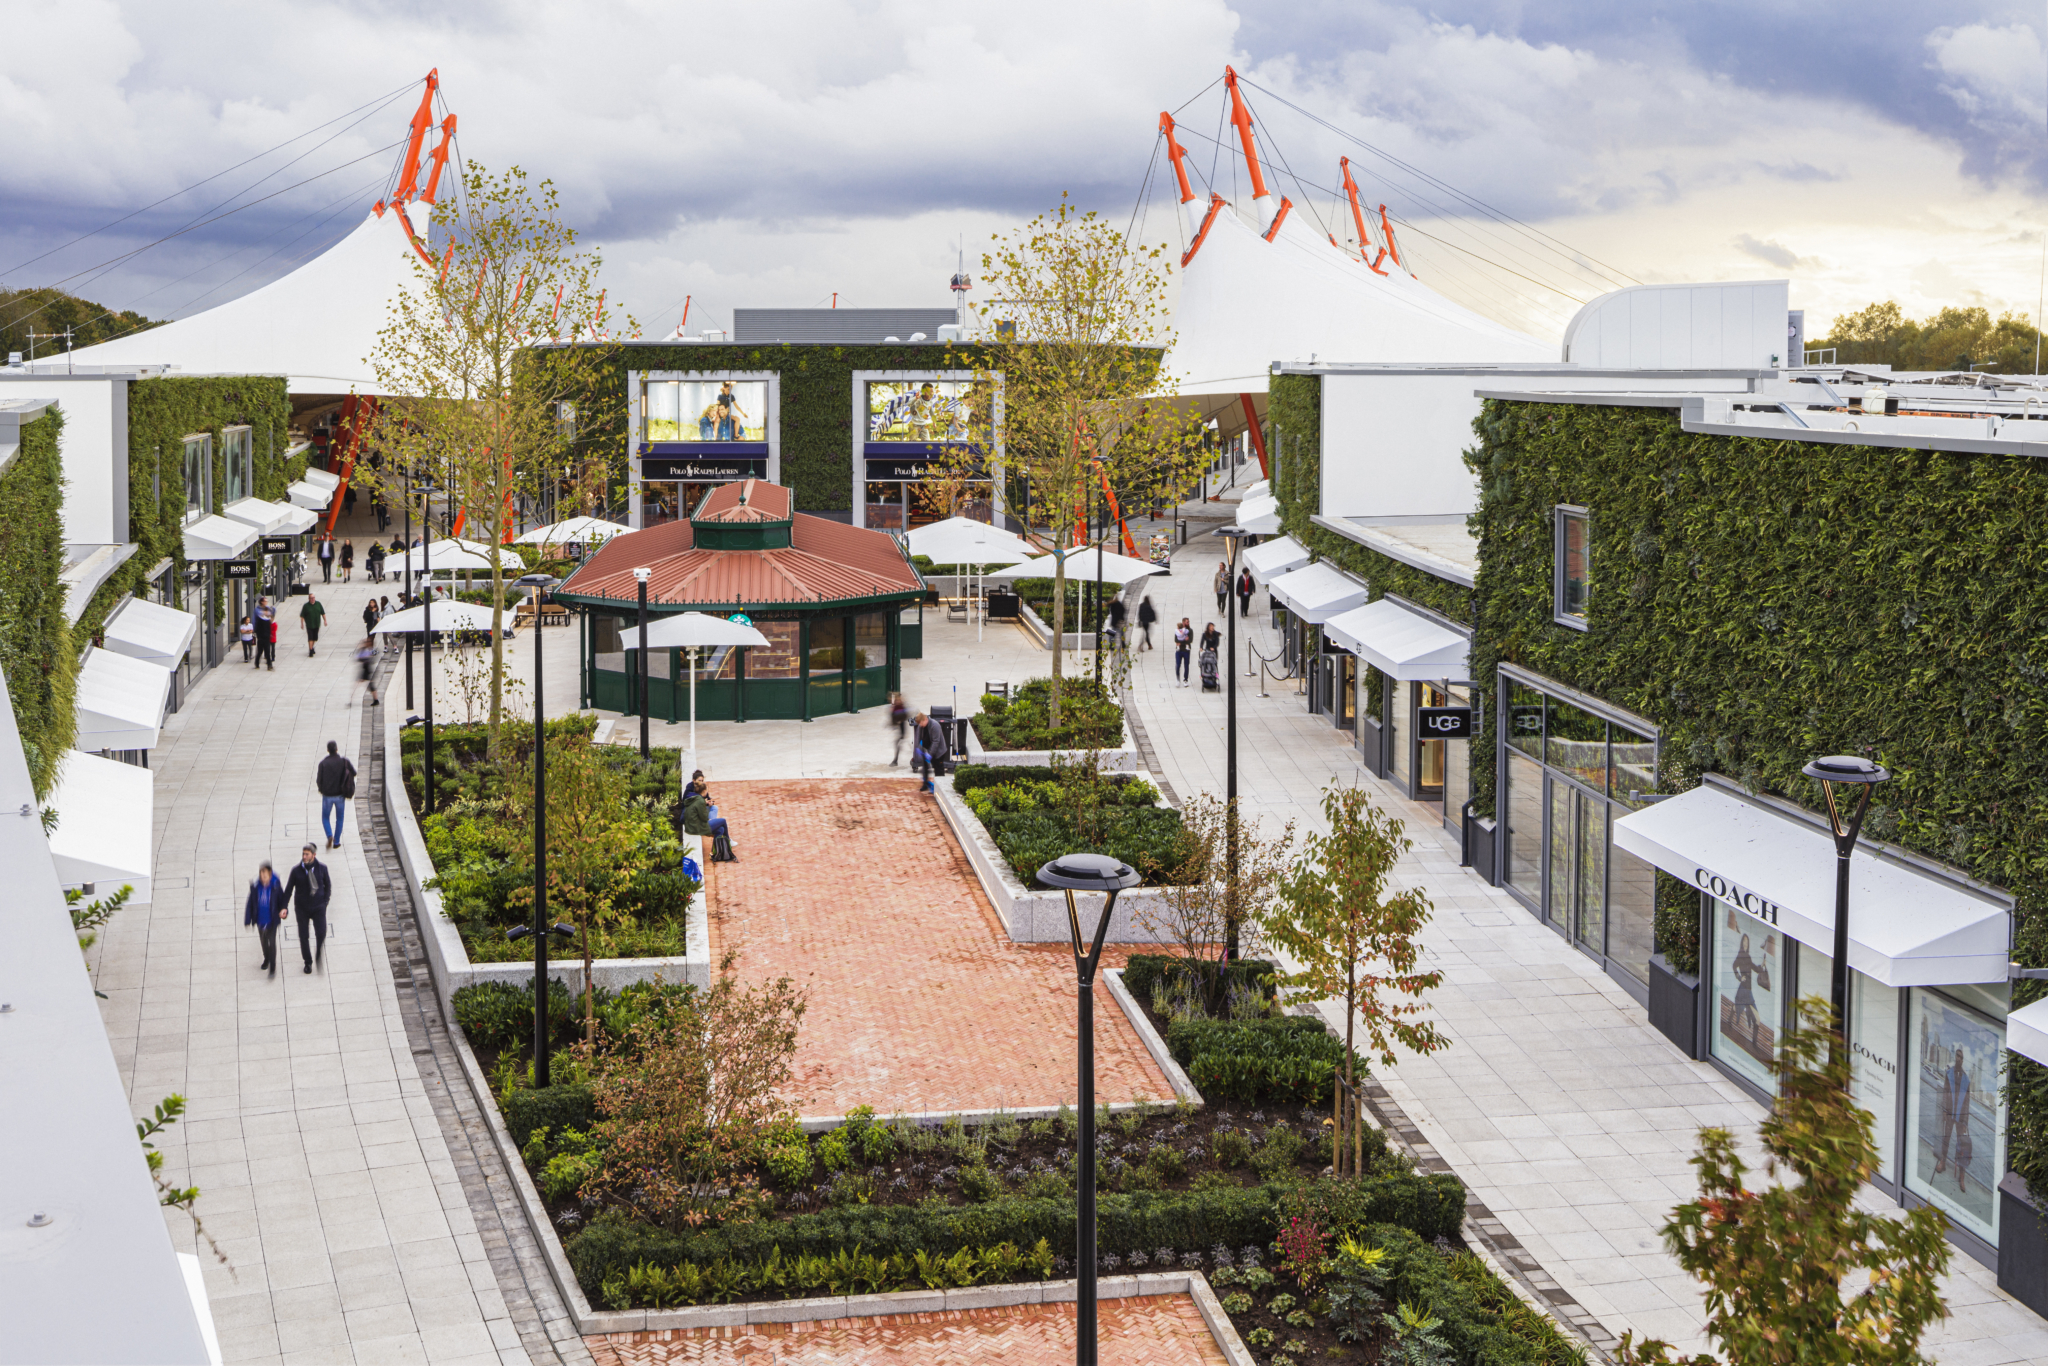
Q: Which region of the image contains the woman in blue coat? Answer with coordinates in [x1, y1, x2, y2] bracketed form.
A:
[244, 862, 287, 977]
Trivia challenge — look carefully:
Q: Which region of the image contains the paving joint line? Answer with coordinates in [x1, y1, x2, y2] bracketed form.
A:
[359, 658, 594, 1366]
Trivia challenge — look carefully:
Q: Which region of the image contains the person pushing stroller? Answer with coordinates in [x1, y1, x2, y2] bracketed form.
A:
[1199, 621, 1222, 692]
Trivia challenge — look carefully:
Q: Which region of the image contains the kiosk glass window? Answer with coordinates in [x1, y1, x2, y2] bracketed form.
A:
[1417, 683, 1448, 794]
[1905, 988, 2005, 1245]
[852, 613, 887, 670]
[1709, 900, 1783, 1095]
[643, 380, 767, 442]
[183, 435, 211, 522]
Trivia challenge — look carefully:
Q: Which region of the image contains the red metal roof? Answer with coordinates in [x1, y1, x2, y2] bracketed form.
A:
[695, 478, 792, 522]
[563, 500, 923, 609]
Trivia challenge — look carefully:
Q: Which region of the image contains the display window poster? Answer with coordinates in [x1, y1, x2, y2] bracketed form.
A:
[866, 380, 987, 444]
[1905, 988, 2004, 1243]
[644, 380, 768, 443]
[1710, 900, 1782, 1094]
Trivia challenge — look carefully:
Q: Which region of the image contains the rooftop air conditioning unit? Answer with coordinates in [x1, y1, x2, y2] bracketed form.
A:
[908, 332, 928, 342]
[1860, 385, 1897, 416]
[884, 336, 901, 343]
[700, 329, 728, 344]
[937, 324, 963, 342]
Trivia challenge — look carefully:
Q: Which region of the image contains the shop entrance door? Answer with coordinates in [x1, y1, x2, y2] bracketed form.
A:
[1545, 774, 1606, 956]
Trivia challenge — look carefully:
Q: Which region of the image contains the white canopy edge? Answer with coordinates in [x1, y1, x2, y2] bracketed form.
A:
[620, 613, 773, 652]
[398, 547, 504, 576]
[2008, 999, 2048, 1067]
[370, 601, 501, 635]
[1268, 561, 1368, 623]
[183, 515, 259, 561]
[75, 647, 172, 752]
[1235, 494, 1281, 535]
[1242, 534, 1309, 586]
[904, 516, 1035, 566]
[101, 598, 198, 670]
[278, 505, 319, 535]
[1612, 781, 2011, 986]
[221, 497, 295, 534]
[302, 467, 342, 492]
[286, 480, 332, 510]
[47, 751, 153, 904]
[986, 547, 1168, 587]
[1324, 598, 1470, 681]
[514, 516, 630, 545]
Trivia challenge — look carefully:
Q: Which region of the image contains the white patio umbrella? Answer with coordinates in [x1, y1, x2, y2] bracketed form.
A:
[986, 546, 1169, 587]
[618, 613, 772, 765]
[516, 516, 630, 546]
[369, 600, 501, 635]
[397, 545, 500, 577]
[905, 517, 1034, 640]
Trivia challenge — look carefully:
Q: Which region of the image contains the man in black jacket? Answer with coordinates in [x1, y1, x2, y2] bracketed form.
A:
[912, 710, 949, 794]
[316, 740, 356, 849]
[1136, 596, 1157, 650]
[283, 843, 332, 973]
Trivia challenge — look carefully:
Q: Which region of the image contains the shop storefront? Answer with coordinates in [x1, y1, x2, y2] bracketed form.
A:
[629, 372, 778, 526]
[1495, 665, 1662, 999]
[851, 372, 998, 530]
[1325, 595, 1475, 840]
[1267, 561, 1367, 721]
[1614, 775, 2015, 1264]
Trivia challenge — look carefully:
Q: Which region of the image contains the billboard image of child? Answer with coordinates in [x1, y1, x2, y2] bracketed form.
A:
[643, 379, 767, 442]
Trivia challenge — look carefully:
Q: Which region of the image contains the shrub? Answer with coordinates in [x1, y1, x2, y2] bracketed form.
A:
[959, 1164, 1004, 1203]
[1212, 1129, 1253, 1168]
[1250, 1121, 1308, 1179]
[1122, 954, 1277, 1006]
[502, 1084, 596, 1148]
[971, 677, 1124, 751]
[1168, 1016, 1362, 1107]
[1280, 1173, 1467, 1245]
[818, 1131, 852, 1172]
[765, 1139, 813, 1190]
[542, 1148, 602, 1201]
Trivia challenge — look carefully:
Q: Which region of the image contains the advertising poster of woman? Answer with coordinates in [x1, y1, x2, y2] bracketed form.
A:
[1710, 901, 1781, 1094]
[1905, 989, 2003, 1242]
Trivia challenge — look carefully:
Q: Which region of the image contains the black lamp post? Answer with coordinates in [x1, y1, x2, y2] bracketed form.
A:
[403, 463, 414, 710]
[633, 567, 652, 760]
[1803, 754, 1891, 1069]
[1035, 851, 1142, 1366]
[1213, 524, 1248, 961]
[516, 572, 563, 1084]
[419, 483, 442, 815]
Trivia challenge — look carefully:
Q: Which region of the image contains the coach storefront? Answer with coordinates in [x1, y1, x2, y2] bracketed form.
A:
[1613, 773, 2015, 1265]
[852, 372, 998, 530]
[629, 372, 778, 526]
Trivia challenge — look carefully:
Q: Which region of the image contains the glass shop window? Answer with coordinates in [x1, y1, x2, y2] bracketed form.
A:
[223, 426, 253, 504]
[1506, 680, 1545, 761]
[852, 613, 887, 670]
[1709, 900, 1783, 1095]
[1543, 696, 1606, 792]
[1554, 506, 1589, 625]
[183, 434, 211, 522]
[1610, 722, 1657, 807]
[1904, 987, 2006, 1246]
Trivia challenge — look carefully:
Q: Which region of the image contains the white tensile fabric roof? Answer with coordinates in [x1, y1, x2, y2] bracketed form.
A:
[64, 212, 427, 396]
[1165, 205, 1554, 396]
[47, 751, 154, 904]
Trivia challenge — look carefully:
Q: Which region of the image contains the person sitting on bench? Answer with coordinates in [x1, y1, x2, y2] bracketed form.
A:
[683, 771, 737, 861]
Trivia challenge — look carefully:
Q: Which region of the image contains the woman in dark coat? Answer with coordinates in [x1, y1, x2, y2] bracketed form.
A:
[244, 861, 287, 977]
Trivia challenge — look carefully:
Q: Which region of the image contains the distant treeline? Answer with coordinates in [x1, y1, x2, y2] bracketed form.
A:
[1814, 300, 2045, 375]
[0, 287, 163, 361]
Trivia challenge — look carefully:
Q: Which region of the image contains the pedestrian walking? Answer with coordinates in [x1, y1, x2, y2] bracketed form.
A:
[366, 541, 385, 583]
[238, 615, 255, 662]
[1237, 567, 1254, 618]
[1173, 618, 1193, 686]
[1213, 560, 1229, 614]
[888, 692, 909, 765]
[343, 483, 358, 516]
[283, 843, 333, 974]
[373, 498, 389, 533]
[317, 535, 335, 583]
[300, 592, 326, 656]
[244, 861, 287, 977]
[316, 739, 356, 848]
[912, 709, 949, 793]
[355, 638, 380, 707]
[1199, 623, 1221, 692]
[254, 597, 277, 670]
[340, 539, 355, 583]
[1137, 596, 1157, 649]
[1106, 596, 1127, 649]
[362, 598, 381, 636]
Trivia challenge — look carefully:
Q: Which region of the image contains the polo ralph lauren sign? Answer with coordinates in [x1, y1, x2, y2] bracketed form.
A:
[1693, 866, 1784, 925]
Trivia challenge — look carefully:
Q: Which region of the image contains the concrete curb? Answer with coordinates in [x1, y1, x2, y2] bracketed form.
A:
[961, 705, 1141, 772]
[380, 711, 712, 1014]
[1104, 968, 1202, 1106]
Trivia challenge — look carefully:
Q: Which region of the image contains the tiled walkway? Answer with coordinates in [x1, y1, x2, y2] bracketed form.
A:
[705, 778, 1172, 1118]
[585, 1296, 1227, 1364]
[1121, 533, 2044, 1363]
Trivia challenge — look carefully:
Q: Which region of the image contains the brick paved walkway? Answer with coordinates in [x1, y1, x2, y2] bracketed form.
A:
[704, 778, 1171, 1118]
[585, 1296, 1227, 1364]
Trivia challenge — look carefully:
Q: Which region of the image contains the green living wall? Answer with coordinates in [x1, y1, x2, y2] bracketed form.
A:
[0, 407, 75, 798]
[78, 375, 294, 643]
[1464, 397, 2048, 1183]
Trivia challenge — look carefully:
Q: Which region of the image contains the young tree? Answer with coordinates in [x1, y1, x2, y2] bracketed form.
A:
[1619, 997, 1952, 1366]
[366, 163, 632, 758]
[1136, 792, 1295, 1017]
[1265, 785, 1448, 1174]
[939, 195, 1207, 726]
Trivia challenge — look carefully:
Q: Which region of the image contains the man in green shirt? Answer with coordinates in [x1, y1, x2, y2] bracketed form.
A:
[300, 594, 327, 657]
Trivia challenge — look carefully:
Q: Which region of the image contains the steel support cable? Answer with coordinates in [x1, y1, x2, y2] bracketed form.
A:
[1237, 76, 1640, 290]
[0, 80, 415, 281]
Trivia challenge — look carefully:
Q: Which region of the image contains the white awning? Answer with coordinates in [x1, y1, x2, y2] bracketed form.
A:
[75, 648, 172, 752]
[278, 505, 319, 535]
[221, 497, 296, 534]
[2010, 1000, 2048, 1067]
[101, 598, 198, 670]
[1323, 598, 1470, 681]
[1242, 534, 1309, 586]
[182, 515, 259, 561]
[1268, 562, 1368, 623]
[1613, 782, 2011, 986]
[1235, 494, 1281, 535]
[302, 467, 341, 492]
[286, 480, 331, 510]
[46, 752, 153, 904]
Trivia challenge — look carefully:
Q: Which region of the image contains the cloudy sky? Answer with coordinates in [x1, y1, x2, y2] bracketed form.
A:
[4, 0, 2045, 346]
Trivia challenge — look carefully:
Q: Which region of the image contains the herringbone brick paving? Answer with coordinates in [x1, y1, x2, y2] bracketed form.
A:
[704, 778, 1172, 1117]
[585, 1296, 1227, 1364]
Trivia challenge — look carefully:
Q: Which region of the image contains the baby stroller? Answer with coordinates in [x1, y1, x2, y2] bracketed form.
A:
[1199, 646, 1220, 691]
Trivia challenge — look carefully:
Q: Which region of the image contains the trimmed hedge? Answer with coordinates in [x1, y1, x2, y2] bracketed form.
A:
[1166, 1015, 1362, 1106]
[502, 1084, 597, 1149]
[565, 1173, 1463, 1296]
[1120, 953, 1276, 1004]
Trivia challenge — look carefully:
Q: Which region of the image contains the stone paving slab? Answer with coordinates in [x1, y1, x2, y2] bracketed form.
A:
[703, 778, 1173, 1118]
[585, 1295, 1227, 1365]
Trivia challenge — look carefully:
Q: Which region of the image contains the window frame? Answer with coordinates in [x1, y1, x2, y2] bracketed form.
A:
[222, 424, 254, 504]
[1553, 503, 1590, 630]
[182, 434, 212, 524]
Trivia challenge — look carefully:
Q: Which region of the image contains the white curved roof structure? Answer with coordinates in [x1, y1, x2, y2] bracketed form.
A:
[66, 211, 427, 395]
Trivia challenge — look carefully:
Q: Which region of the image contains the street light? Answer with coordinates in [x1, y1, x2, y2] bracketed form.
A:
[419, 482, 443, 815]
[1212, 523, 1248, 961]
[1802, 753, 1891, 1068]
[1035, 851, 1142, 1366]
[517, 571, 563, 1084]
[633, 567, 652, 761]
